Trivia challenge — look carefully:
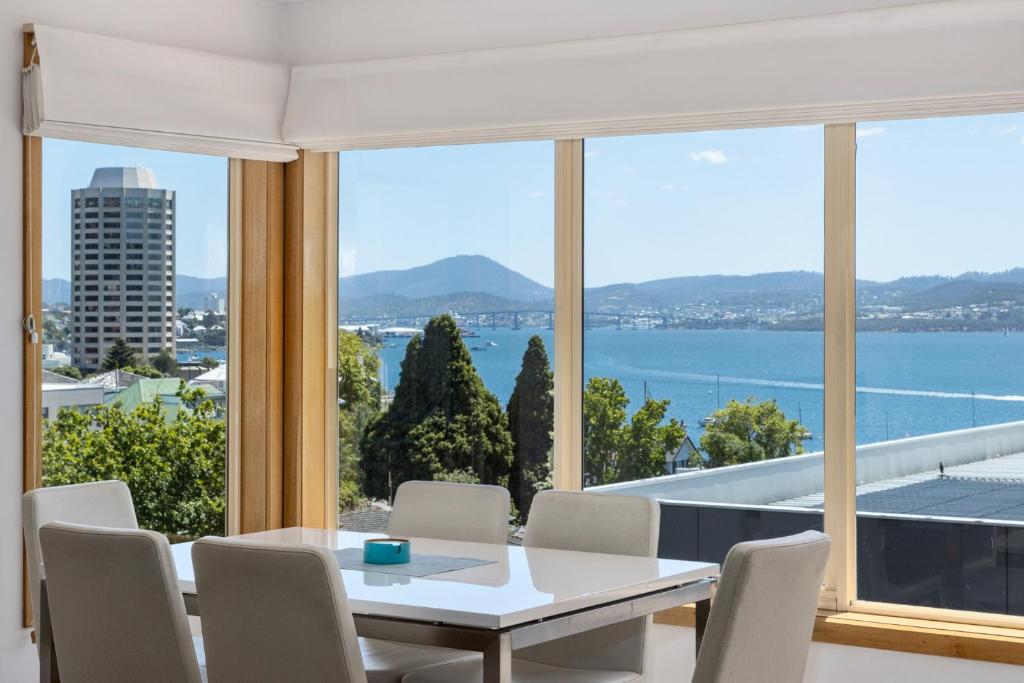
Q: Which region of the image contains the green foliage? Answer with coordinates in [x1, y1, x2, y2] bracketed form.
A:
[151, 349, 178, 376]
[200, 356, 220, 369]
[699, 398, 810, 468]
[42, 382, 225, 538]
[507, 335, 553, 520]
[434, 468, 480, 485]
[338, 330, 381, 512]
[50, 365, 82, 380]
[583, 377, 686, 486]
[101, 338, 139, 370]
[123, 365, 164, 379]
[360, 314, 513, 501]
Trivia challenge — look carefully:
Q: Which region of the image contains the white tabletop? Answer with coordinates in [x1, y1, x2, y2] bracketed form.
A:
[171, 528, 718, 629]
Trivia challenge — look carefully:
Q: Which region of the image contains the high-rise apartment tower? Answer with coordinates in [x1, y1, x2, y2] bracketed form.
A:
[70, 167, 175, 370]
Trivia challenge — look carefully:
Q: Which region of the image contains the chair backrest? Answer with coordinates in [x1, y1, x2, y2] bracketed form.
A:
[22, 480, 138, 629]
[38, 522, 200, 683]
[192, 536, 367, 683]
[692, 531, 831, 683]
[388, 480, 510, 544]
[519, 490, 660, 674]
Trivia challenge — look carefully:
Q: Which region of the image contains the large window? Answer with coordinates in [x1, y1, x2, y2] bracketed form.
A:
[336, 142, 555, 533]
[40, 139, 229, 538]
[580, 127, 825, 556]
[855, 113, 1024, 615]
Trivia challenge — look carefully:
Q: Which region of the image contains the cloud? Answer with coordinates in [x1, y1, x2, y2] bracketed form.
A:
[528, 191, 545, 198]
[689, 149, 729, 164]
[857, 126, 886, 139]
[994, 124, 1019, 135]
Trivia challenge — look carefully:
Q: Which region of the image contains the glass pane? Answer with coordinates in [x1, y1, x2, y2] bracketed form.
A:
[337, 142, 555, 538]
[856, 113, 1024, 614]
[41, 139, 228, 539]
[582, 127, 825, 564]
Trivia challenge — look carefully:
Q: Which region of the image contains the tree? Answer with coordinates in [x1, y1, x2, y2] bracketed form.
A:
[337, 330, 381, 511]
[360, 314, 513, 501]
[101, 338, 138, 370]
[200, 356, 220, 369]
[151, 348, 178, 376]
[42, 382, 225, 538]
[583, 377, 686, 486]
[51, 365, 82, 380]
[699, 398, 810, 469]
[124, 365, 163, 378]
[507, 335, 553, 520]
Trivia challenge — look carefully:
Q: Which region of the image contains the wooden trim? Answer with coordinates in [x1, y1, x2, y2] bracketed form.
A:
[552, 139, 583, 491]
[226, 160, 242, 536]
[822, 123, 857, 611]
[283, 149, 337, 528]
[234, 159, 286, 533]
[22, 29, 42, 630]
[324, 153, 340, 522]
[656, 605, 1024, 666]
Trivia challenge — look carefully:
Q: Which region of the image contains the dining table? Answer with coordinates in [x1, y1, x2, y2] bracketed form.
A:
[38, 527, 719, 683]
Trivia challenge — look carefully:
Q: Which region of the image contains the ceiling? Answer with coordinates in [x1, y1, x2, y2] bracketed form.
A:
[282, 0, 949, 64]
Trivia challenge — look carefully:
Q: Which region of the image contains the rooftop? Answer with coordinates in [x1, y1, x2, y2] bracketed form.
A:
[775, 451, 1024, 522]
[88, 166, 159, 190]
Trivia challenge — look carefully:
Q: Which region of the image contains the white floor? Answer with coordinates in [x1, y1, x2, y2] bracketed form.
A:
[649, 624, 1024, 683]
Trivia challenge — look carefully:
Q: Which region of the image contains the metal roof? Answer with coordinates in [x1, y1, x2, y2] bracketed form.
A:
[774, 451, 1024, 521]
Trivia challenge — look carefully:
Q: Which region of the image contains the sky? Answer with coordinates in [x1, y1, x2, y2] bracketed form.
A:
[42, 112, 1023, 286]
[41, 138, 228, 280]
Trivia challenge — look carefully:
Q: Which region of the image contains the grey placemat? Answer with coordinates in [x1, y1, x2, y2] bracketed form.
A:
[333, 547, 495, 577]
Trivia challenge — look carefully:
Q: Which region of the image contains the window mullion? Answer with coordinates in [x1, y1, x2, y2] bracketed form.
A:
[823, 123, 858, 610]
[553, 139, 584, 491]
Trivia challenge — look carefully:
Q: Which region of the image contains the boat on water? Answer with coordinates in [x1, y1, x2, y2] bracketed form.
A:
[485, 341, 498, 347]
[700, 416, 716, 427]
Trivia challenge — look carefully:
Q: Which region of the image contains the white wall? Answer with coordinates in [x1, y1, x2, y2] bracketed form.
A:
[650, 624, 1024, 682]
[0, 3, 284, 680]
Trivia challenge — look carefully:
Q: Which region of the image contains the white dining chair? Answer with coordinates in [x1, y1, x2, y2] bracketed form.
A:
[22, 480, 138, 631]
[388, 480, 511, 544]
[38, 522, 204, 683]
[192, 536, 476, 683]
[691, 530, 831, 683]
[403, 490, 659, 683]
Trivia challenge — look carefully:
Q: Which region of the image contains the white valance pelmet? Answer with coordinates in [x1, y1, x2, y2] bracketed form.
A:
[283, 0, 1024, 150]
[23, 25, 297, 161]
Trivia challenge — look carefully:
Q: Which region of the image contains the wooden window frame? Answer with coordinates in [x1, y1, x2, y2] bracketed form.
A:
[22, 148, 340, 625]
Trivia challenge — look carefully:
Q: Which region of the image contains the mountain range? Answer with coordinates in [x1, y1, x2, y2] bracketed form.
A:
[43, 255, 1024, 320]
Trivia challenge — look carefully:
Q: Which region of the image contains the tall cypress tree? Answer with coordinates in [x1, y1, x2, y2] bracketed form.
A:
[360, 314, 513, 501]
[507, 335, 554, 520]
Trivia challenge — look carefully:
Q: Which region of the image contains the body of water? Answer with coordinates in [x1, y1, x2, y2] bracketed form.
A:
[378, 328, 1024, 449]
[176, 349, 226, 364]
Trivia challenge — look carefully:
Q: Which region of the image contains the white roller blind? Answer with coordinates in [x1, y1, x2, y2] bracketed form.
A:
[24, 25, 297, 161]
[283, 0, 1024, 150]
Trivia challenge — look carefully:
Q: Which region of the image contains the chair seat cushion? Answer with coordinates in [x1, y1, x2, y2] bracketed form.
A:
[401, 657, 641, 683]
[360, 637, 478, 683]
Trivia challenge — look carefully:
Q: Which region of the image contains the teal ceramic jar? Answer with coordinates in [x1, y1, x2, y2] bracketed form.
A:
[363, 538, 411, 565]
